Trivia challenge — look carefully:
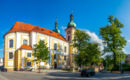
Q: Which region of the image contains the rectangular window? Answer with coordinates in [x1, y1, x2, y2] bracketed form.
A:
[60, 45, 62, 51]
[9, 39, 13, 48]
[9, 52, 13, 59]
[64, 46, 67, 52]
[54, 43, 57, 50]
[54, 54, 56, 59]
[23, 40, 28, 45]
[64, 56, 66, 61]
[68, 35, 70, 41]
[27, 61, 31, 67]
[27, 53, 31, 58]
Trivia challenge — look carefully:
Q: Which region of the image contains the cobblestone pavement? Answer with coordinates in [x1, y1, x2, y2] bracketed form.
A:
[0, 70, 130, 80]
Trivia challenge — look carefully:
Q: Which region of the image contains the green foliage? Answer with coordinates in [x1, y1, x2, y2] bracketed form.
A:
[33, 40, 50, 72]
[73, 29, 101, 67]
[73, 29, 90, 51]
[33, 40, 50, 62]
[100, 16, 126, 66]
[122, 64, 130, 71]
[84, 43, 101, 65]
[103, 55, 113, 71]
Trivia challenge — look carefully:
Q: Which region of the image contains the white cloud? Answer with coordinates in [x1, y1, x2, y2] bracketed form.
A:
[123, 48, 127, 53]
[85, 30, 102, 43]
[127, 40, 130, 43]
[0, 49, 3, 51]
[61, 26, 66, 30]
[83, 29, 104, 52]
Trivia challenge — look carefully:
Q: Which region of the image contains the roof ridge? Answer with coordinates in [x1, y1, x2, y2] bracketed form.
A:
[5, 21, 67, 42]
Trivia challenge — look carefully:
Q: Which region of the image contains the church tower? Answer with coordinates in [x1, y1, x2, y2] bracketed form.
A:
[65, 11, 76, 67]
[65, 11, 76, 43]
[53, 19, 60, 33]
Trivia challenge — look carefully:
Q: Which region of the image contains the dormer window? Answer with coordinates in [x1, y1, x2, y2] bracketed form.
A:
[41, 29, 44, 31]
[23, 40, 28, 45]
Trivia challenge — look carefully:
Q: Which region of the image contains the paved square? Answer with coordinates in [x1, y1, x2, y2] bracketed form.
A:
[0, 70, 130, 80]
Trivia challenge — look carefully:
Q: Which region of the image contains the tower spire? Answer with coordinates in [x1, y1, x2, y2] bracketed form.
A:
[70, 10, 73, 22]
[55, 18, 58, 29]
[53, 18, 60, 33]
[67, 10, 76, 28]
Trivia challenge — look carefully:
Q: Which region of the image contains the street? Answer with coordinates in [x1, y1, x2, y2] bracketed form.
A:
[0, 70, 130, 80]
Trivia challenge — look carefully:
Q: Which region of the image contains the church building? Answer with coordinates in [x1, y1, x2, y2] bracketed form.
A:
[4, 12, 77, 71]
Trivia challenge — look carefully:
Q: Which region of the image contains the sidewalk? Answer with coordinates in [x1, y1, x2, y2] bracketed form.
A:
[7, 69, 69, 74]
[0, 73, 9, 80]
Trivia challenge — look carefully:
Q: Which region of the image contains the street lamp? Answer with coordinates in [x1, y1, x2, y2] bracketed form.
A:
[103, 41, 107, 70]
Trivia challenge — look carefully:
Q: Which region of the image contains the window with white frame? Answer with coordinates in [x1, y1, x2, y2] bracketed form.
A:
[64, 56, 67, 61]
[27, 53, 32, 58]
[9, 52, 13, 59]
[60, 45, 62, 51]
[64, 46, 67, 52]
[27, 61, 31, 67]
[54, 54, 56, 59]
[54, 43, 57, 50]
[9, 39, 13, 48]
[23, 40, 28, 45]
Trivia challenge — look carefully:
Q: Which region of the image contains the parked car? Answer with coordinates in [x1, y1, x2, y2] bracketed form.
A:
[81, 69, 95, 77]
[0, 66, 7, 72]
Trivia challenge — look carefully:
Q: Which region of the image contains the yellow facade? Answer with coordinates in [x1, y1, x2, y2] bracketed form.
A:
[4, 12, 77, 71]
[4, 32, 70, 71]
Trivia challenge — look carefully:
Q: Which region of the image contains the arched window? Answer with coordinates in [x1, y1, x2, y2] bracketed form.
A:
[9, 39, 13, 48]
[23, 40, 28, 45]
[54, 43, 57, 50]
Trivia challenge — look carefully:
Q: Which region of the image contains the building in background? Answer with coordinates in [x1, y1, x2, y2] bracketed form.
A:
[125, 54, 130, 64]
[4, 13, 77, 71]
[0, 58, 3, 66]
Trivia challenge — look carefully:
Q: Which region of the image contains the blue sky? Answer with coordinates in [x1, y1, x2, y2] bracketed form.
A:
[0, 0, 130, 57]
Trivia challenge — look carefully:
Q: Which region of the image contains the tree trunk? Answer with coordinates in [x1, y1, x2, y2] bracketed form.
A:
[39, 61, 40, 73]
[113, 52, 117, 67]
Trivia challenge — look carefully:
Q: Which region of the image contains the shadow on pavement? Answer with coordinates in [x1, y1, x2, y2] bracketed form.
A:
[42, 72, 130, 80]
[42, 72, 96, 80]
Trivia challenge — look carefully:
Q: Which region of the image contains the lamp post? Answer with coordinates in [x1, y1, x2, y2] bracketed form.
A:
[119, 51, 124, 74]
[103, 41, 107, 70]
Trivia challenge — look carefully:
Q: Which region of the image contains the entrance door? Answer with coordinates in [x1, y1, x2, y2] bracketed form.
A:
[54, 62, 57, 69]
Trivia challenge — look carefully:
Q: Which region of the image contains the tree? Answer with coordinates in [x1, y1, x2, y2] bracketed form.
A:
[73, 29, 90, 52]
[100, 16, 126, 67]
[33, 40, 50, 73]
[103, 55, 113, 70]
[85, 43, 101, 66]
[73, 29, 90, 67]
[73, 29, 101, 67]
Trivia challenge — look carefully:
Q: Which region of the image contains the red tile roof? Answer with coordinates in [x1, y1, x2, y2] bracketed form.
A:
[5, 22, 67, 41]
[19, 45, 32, 50]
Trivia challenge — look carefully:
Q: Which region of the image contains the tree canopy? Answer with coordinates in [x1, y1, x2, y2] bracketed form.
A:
[33, 40, 50, 72]
[73, 29, 101, 67]
[100, 16, 126, 67]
